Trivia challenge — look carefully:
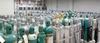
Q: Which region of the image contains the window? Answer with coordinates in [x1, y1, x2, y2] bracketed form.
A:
[23, 7, 26, 10]
[28, 7, 30, 10]
[19, 7, 22, 10]
[35, 7, 38, 10]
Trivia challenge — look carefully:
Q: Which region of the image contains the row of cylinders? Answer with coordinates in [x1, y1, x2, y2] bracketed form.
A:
[0, 20, 54, 43]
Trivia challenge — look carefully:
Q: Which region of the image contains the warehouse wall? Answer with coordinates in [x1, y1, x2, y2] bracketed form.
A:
[46, 0, 73, 11]
[46, 0, 57, 10]
[57, 0, 73, 11]
[46, 0, 100, 12]
[74, 0, 100, 13]
[0, 0, 14, 15]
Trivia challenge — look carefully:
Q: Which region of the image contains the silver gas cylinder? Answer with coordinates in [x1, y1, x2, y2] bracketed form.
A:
[97, 18, 100, 43]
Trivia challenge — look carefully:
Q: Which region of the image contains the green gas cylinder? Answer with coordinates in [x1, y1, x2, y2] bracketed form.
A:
[79, 15, 84, 39]
[63, 11, 74, 26]
[83, 15, 89, 41]
[18, 27, 25, 37]
[62, 14, 68, 26]
[0, 20, 4, 36]
[7, 20, 14, 28]
[0, 20, 3, 30]
[17, 27, 25, 43]
[37, 26, 46, 43]
[0, 20, 5, 43]
[62, 17, 69, 26]
[80, 15, 84, 28]
[44, 21, 54, 36]
[4, 23, 17, 43]
[28, 26, 37, 43]
[44, 20, 54, 43]
[67, 10, 73, 19]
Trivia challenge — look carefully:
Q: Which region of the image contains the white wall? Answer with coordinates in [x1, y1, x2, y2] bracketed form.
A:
[57, 0, 73, 11]
[46, 0, 100, 12]
[74, 0, 100, 13]
[0, 0, 14, 15]
[46, 0, 57, 10]
[46, 0, 73, 11]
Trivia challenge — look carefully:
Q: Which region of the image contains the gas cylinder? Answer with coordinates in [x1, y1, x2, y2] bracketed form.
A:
[0, 20, 4, 35]
[84, 15, 89, 42]
[91, 17, 97, 43]
[44, 20, 54, 43]
[7, 20, 14, 28]
[0, 20, 5, 43]
[62, 12, 73, 26]
[59, 12, 64, 23]
[79, 15, 84, 39]
[17, 27, 28, 43]
[79, 15, 84, 28]
[97, 18, 100, 43]
[4, 23, 17, 43]
[37, 26, 46, 43]
[0, 20, 4, 33]
[28, 26, 37, 43]
[67, 10, 74, 25]
[7, 20, 17, 33]
[62, 16, 69, 26]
